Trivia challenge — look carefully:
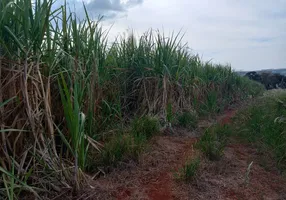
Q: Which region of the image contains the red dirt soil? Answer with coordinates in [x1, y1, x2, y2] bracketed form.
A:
[219, 109, 237, 126]
[85, 132, 198, 200]
[76, 108, 286, 200]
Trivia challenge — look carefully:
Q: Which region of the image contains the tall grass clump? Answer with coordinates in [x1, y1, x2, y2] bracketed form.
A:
[195, 124, 231, 161]
[99, 133, 133, 167]
[232, 91, 286, 170]
[97, 130, 148, 168]
[174, 156, 201, 182]
[176, 111, 198, 129]
[0, 0, 263, 198]
[131, 116, 160, 139]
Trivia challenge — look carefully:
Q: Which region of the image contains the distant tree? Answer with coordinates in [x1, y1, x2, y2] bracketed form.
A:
[261, 72, 285, 89]
[244, 71, 262, 82]
[245, 71, 286, 90]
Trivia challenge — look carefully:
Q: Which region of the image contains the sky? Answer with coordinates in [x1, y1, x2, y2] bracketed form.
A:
[53, 0, 286, 71]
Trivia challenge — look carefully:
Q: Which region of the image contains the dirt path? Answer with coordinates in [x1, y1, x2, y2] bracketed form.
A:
[78, 108, 286, 200]
[187, 143, 286, 200]
[89, 130, 199, 200]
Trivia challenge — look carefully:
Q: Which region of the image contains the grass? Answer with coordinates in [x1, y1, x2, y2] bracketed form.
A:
[0, 0, 264, 198]
[131, 116, 160, 139]
[231, 91, 286, 170]
[174, 157, 201, 182]
[195, 90, 286, 171]
[99, 133, 134, 167]
[97, 116, 160, 167]
[195, 124, 231, 161]
[176, 111, 198, 129]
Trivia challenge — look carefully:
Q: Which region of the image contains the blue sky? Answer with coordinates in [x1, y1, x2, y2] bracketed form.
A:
[54, 0, 286, 71]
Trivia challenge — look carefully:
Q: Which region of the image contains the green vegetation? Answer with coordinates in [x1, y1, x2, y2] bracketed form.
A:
[176, 111, 198, 129]
[131, 116, 160, 139]
[195, 124, 231, 161]
[195, 90, 286, 171]
[98, 116, 159, 167]
[232, 91, 286, 170]
[0, 0, 263, 198]
[99, 133, 136, 167]
[174, 157, 201, 182]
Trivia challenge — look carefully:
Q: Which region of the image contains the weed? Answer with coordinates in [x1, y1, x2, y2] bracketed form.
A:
[174, 157, 200, 182]
[98, 116, 160, 167]
[195, 124, 231, 161]
[232, 92, 286, 170]
[99, 133, 133, 166]
[176, 111, 198, 129]
[98, 130, 148, 167]
[131, 116, 160, 139]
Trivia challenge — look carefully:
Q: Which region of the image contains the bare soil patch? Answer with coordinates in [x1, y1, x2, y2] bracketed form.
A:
[87, 132, 198, 200]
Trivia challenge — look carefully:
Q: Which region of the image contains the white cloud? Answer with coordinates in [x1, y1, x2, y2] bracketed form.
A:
[52, 0, 143, 19]
[58, 0, 286, 71]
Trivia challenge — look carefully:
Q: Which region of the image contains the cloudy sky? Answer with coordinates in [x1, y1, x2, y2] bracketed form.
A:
[54, 0, 286, 71]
